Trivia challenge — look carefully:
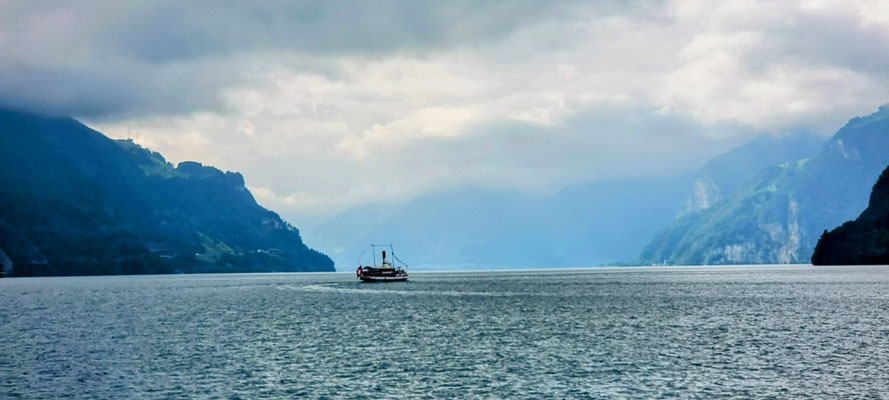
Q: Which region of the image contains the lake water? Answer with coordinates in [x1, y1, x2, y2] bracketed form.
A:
[1, 265, 887, 399]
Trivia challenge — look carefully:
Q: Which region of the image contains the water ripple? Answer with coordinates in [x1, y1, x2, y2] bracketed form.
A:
[1, 265, 888, 398]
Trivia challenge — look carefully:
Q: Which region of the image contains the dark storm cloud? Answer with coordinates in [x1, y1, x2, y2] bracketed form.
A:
[0, 0, 884, 126]
[0, 0, 599, 119]
[101, 1, 584, 62]
[0, 59, 232, 119]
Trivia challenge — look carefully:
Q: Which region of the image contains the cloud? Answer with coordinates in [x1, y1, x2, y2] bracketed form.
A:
[0, 0, 597, 119]
[2, 0, 887, 221]
[2, 1, 885, 124]
[655, 0, 889, 131]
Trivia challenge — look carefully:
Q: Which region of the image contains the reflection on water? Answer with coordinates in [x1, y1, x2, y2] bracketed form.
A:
[1, 265, 888, 398]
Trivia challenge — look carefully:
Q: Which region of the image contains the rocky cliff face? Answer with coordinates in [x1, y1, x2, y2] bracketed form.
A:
[641, 105, 889, 265]
[683, 177, 721, 215]
[0, 108, 333, 276]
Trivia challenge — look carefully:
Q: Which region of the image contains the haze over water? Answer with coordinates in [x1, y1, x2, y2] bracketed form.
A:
[2, 265, 887, 398]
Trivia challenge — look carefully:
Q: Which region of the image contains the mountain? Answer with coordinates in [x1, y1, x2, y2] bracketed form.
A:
[308, 125, 824, 271]
[641, 105, 889, 265]
[0, 108, 333, 276]
[680, 132, 823, 215]
[811, 166, 889, 265]
[307, 176, 693, 270]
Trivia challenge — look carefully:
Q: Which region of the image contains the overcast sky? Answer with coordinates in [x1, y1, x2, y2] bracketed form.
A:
[2, 0, 887, 223]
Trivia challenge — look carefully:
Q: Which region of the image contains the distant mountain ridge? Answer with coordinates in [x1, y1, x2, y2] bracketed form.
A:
[811, 166, 889, 265]
[0, 108, 333, 276]
[308, 122, 826, 270]
[308, 177, 693, 269]
[641, 105, 889, 265]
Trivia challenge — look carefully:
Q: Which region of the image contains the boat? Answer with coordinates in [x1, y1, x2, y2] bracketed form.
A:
[356, 244, 408, 282]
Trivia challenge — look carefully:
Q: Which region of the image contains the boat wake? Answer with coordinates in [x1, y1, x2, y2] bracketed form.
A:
[278, 283, 528, 297]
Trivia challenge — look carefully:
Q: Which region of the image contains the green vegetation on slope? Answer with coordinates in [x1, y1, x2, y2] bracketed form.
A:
[641, 105, 889, 265]
[0, 108, 333, 276]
